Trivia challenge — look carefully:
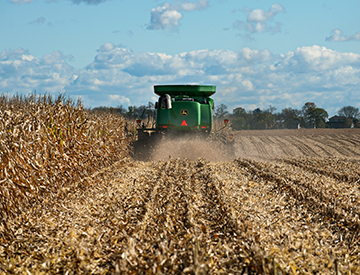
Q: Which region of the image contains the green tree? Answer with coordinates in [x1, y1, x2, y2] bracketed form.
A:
[233, 107, 247, 117]
[302, 102, 316, 128]
[263, 105, 277, 129]
[280, 107, 302, 129]
[214, 103, 229, 119]
[308, 107, 328, 128]
[264, 105, 276, 115]
[116, 105, 127, 114]
[231, 107, 249, 130]
[251, 111, 276, 130]
[127, 106, 137, 117]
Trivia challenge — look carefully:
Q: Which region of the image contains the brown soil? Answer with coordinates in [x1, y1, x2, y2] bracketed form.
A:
[233, 128, 360, 161]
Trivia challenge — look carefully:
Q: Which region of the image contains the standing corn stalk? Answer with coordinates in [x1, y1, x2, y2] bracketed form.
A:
[0, 93, 131, 225]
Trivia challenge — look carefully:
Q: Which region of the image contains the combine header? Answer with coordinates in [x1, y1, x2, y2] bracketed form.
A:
[133, 84, 234, 160]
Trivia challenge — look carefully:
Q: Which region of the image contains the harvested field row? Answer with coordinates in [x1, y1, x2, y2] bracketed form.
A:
[233, 128, 360, 160]
[2, 154, 360, 274]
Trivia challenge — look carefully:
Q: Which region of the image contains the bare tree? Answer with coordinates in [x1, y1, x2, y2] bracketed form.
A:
[338, 106, 360, 122]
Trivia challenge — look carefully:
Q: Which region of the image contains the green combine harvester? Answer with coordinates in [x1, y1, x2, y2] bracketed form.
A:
[155, 84, 215, 133]
[133, 84, 234, 160]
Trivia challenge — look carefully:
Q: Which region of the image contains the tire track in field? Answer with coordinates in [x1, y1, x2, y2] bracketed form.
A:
[234, 136, 248, 157]
[308, 135, 345, 157]
[247, 136, 269, 158]
[265, 136, 294, 157]
[340, 135, 360, 151]
[257, 136, 283, 158]
[336, 134, 360, 148]
[299, 136, 335, 157]
[314, 135, 353, 156]
[235, 136, 259, 159]
[330, 135, 360, 156]
[282, 136, 320, 157]
[189, 166, 239, 236]
[294, 135, 336, 157]
[273, 136, 298, 157]
[316, 135, 359, 157]
[209, 161, 291, 248]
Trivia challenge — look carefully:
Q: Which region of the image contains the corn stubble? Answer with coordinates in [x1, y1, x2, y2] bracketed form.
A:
[1, 96, 360, 274]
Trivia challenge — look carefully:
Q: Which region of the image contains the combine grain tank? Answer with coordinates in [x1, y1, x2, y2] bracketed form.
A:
[154, 85, 215, 134]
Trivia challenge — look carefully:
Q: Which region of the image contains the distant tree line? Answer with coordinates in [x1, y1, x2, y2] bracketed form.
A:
[217, 102, 360, 130]
[93, 102, 360, 130]
[93, 102, 155, 119]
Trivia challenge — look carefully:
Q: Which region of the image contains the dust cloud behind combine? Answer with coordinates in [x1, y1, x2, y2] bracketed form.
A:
[140, 128, 360, 162]
[147, 136, 234, 162]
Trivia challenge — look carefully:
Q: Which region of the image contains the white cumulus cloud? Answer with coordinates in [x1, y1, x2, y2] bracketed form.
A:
[173, 0, 208, 11]
[277, 45, 360, 72]
[1, 44, 360, 115]
[147, 0, 208, 30]
[247, 3, 284, 22]
[326, 29, 360, 42]
[0, 48, 76, 94]
[147, 5, 183, 30]
[109, 95, 131, 105]
[233, 3, 285, 34]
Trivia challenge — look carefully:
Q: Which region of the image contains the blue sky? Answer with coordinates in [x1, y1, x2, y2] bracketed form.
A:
[1, 0, 360, 116]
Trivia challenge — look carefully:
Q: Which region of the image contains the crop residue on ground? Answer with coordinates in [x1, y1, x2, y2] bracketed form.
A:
[1, 128, 360, 273]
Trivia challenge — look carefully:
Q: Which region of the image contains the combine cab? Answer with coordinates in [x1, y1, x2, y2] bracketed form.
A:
[133, 85, 234, 160]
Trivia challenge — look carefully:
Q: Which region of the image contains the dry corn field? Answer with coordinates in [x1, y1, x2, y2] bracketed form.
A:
[1, 98, 360, 274]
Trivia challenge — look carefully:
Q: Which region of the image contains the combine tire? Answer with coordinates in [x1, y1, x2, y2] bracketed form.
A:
[133, 131, 161, 161]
